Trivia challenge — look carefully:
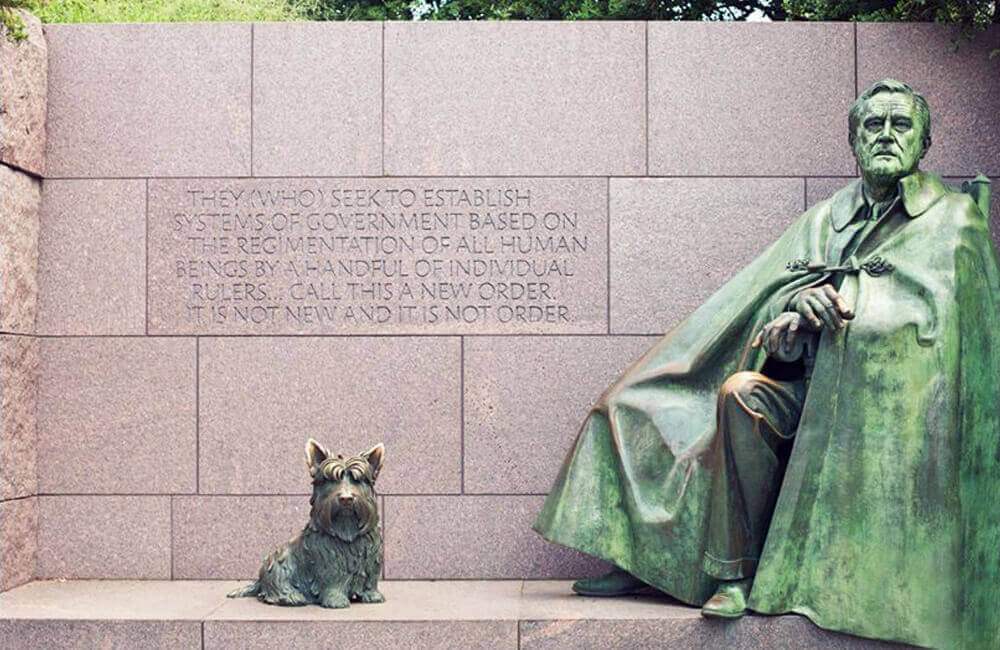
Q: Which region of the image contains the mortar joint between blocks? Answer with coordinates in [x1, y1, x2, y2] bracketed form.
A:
[459, 335, 466, 495]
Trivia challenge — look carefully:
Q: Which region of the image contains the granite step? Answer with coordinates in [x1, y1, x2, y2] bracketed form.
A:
[0, 579, 908, 649]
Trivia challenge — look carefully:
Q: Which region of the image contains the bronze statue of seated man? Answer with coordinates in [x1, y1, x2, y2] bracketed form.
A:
[533, 79, 999, 649]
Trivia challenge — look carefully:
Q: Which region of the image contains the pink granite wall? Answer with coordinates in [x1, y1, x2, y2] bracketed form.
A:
[1, 9, 45, 591]
[19, 21, 1000, 582]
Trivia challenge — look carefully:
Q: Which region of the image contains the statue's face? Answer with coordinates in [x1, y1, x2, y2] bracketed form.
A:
[853, 92, 926, 183]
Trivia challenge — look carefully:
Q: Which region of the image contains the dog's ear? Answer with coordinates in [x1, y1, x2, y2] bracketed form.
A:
[362, 443, 385, 481]
[305, 438, 330, 475]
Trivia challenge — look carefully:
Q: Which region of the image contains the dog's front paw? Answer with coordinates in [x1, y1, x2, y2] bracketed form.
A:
[320, 592, 350, 609]
[357, 589, 385, 604]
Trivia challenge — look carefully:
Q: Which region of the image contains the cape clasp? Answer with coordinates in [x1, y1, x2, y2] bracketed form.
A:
[786, 255, 894, 277]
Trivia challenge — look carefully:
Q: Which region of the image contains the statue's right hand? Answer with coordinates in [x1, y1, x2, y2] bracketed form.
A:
[790, 284, 854, 330]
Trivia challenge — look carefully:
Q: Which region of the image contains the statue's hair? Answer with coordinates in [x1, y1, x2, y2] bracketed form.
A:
[848, 79, 931, 152]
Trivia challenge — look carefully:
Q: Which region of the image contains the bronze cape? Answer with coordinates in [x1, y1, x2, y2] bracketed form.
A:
[533, 172, 1000, 649]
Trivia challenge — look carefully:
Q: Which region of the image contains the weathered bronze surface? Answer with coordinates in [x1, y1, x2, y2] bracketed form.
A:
[228, 440, 385, 608]
[534, 79, 999, 649]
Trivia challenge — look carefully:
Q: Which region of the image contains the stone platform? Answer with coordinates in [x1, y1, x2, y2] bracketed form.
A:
[0, 580, 908, 648]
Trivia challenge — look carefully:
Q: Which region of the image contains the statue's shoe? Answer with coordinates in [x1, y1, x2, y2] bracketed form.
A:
[700, 581, 749, 619]
[572, 568, 646, 597]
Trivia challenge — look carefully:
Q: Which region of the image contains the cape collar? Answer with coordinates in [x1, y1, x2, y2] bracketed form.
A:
[830, 171, 948, 231]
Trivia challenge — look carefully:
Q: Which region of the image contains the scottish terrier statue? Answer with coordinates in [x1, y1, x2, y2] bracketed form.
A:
[228, 439, 385, 608]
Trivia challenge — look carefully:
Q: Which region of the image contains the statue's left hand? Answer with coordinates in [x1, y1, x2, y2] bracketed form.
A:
[751, 312, 809, 358]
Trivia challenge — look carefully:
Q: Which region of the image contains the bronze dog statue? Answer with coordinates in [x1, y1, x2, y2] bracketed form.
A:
[228, 440, 385, 608]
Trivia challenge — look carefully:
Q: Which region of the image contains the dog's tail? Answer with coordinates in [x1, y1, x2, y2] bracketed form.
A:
[227, 581, 261, 598]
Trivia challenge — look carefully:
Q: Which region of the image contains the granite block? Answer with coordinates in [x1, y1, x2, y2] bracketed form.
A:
[519, 616, 908, 649]
[464, 336, 657, 494]
[0, 621, 200, 650]
[36, 496, 170, 579]
[205, 621, 516, 650]
[858, 24, 1000, 177]
[806, 176, 856, 207]
[147, 177, 607, 335]
[35, 179, 146, 335]
[252, 23, 381, 176]
[383, 496, 609, 579]
[0, 579, 238, 620]
[0, 10, 47, 176]
[0, 579, 916, 648]
[210, 580, 523, 621]
[172, 496, 308, 579]
[198, 337, 460, 495]
[648, 23, 856, 176]
[0, 497, 36, 591]
[45, 24, 250, 177]
[37, 338, 196, 494]
[0, 165, 40, 334]
[610, 177, 803, 334]
[518, 580, 695, 621]
[1, 335, 38, 500]
[384, 22, 644, 176]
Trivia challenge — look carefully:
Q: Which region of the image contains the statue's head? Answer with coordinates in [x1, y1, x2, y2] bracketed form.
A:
[848, 79, 931, 186]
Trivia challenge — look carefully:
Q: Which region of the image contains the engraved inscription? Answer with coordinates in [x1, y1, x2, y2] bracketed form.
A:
[148, 179, 606, 334]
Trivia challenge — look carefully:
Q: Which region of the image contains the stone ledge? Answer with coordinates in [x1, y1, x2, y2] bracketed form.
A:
[1, 580, 909, 648]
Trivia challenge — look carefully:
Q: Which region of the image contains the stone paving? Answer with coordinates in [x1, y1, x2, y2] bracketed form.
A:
[1, 579, 911, 648]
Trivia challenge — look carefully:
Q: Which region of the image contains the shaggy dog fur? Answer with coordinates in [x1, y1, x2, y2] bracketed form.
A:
[228, 440, 385, 608]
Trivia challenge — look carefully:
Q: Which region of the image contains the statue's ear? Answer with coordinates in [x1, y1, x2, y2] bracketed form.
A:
[305, 438, 329, 475]
[362, 443, 385, 481]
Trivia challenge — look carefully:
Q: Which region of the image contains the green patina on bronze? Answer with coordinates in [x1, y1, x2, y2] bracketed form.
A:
[229, 440, 386, 608]
[534, 80, 1000, 649]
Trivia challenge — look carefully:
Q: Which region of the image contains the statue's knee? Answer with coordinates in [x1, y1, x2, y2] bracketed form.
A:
[718, 371, 763, 406]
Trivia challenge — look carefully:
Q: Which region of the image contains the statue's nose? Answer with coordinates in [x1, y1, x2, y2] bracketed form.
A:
[338, 493, 355, 504]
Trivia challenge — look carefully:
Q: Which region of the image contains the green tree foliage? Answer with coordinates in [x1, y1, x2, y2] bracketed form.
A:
[2, 1, 31, 42]
[785, 1, 997, 34]
[289, 0, 788, 20]
[785, 0, 995, 25]
[418, 0, 786, 21]
[291, 0, 411, 19]
[286, 0, 998, 23]
[11, 0, 300, 24]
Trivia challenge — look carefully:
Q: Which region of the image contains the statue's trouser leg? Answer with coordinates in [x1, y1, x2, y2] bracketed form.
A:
[701, 371, 806, 580]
